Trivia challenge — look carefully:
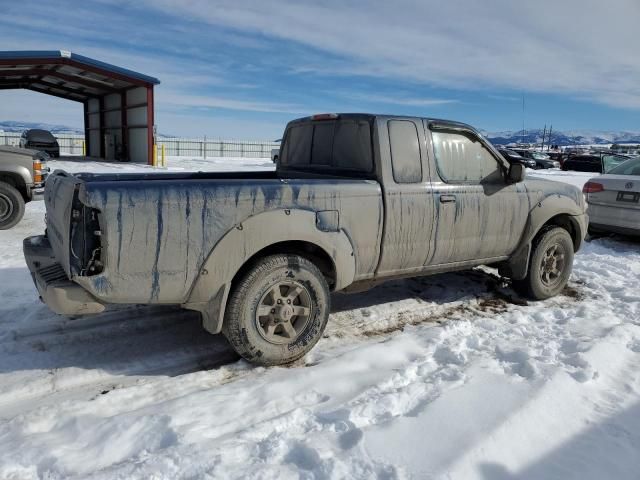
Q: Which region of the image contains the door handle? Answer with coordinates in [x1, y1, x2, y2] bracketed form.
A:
[440, 194, 456, 203]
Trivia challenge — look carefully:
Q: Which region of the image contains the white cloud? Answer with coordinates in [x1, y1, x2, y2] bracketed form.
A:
[142, 0, 640, 109]
[344, 93, 458, 107]
[157, 91, 305, 114]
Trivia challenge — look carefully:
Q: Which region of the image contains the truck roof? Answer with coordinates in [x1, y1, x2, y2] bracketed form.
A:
[287, 113, 479, 134]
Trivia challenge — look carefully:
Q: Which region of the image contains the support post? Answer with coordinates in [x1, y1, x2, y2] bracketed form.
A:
[146, 87, 155, 165]
[99, 96, 105, 159]
[83, 100, 90, 158]
[121, 90, 128, 161]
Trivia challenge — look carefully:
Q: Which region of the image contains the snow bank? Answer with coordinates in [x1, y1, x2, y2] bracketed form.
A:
[0, 160, 639, 479]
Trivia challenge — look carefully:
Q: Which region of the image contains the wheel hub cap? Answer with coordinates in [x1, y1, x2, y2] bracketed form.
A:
[540, 243, 566, 287]
[0, 194, 12, 222]
[255, 280, 312, 345]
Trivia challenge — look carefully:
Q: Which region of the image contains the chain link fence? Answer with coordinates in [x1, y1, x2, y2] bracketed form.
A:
[0, 132, 278, 158]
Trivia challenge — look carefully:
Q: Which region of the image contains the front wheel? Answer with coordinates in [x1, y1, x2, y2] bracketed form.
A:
[222, 254, 330, 366]
[515, 227, 574, 300]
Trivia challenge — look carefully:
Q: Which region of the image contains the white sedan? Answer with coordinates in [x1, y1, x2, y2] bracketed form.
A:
[583, 157, 640, 236]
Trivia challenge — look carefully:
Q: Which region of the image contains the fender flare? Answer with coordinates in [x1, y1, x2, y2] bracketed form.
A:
[502, 194, 586, 280]
[183, 209, 356, 333]
[0, 165, 31, 188]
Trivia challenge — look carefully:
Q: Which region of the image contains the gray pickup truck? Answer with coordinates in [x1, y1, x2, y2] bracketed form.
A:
[0, 146, 49, 229]
[24, 114, 587, 365]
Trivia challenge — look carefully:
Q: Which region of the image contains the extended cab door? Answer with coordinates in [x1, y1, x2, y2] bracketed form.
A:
[375, 118, 437, 276]
[424, 122, 529, 265]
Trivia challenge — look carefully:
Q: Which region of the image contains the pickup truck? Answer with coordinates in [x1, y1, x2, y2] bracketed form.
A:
[0, 146, 48, 229]
[24, 113, 588, 365]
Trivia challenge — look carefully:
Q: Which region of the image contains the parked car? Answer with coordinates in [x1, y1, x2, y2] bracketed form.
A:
[520, 151, 561, 169]
[583, 157, 640, 236]
[24, 113, 587, 366]
[562, 153, 628, 173]
[271, 148, 279, 163]
[498, 148, 537, 169]
[0, 146, 49, 229]
[19, 129, 60, 158]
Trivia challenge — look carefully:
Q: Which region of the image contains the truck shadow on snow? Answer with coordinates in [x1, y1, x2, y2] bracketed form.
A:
[477, 399, 640, 480]
[0, 267, 583, 379]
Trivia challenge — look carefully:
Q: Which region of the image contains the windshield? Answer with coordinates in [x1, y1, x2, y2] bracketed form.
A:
[26, 129, 56, 143]
[607, 158, 640, 175]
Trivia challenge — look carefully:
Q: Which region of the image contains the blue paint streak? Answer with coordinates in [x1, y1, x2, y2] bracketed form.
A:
[150, 189, 164, 301]
[116, 191, 123, 270]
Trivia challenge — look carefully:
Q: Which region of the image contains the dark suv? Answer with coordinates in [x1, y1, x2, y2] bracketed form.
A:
[498, 148, 537, 169]
[562, 153, 628, 173]
[19, 129, 60, 158]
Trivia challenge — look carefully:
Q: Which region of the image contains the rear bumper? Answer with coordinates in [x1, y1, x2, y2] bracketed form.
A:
[23, 235, 105, 315]
[590, 223, 640, 237]
[588, 203, 640, 234]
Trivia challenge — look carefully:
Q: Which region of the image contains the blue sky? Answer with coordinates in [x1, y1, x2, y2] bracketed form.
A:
[0, 0, 639, 139]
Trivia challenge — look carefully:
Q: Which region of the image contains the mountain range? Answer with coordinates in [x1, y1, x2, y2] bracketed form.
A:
[480, 128, 640, 146]
[1, 121, 639, 145]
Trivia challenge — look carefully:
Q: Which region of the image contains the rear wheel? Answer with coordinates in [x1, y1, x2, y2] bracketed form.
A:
[515, 227, 574, 300]
[222, 254, 330, 366]
[0, 182, 25, 230]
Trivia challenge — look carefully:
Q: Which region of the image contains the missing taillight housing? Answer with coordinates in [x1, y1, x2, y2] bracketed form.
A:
[582, 181, 604, 193]
[70, 205, 104, 276]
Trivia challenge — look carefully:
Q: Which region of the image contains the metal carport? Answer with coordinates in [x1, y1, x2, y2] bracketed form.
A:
[0, 50, 160, 164]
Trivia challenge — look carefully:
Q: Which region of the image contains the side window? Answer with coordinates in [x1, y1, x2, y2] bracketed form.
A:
[431, 130, 502, 183]
[602, 155, 626, 174]
[388, 120, 422, 183]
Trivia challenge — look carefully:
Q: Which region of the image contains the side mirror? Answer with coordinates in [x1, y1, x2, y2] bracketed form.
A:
[508, 163, 526, 183]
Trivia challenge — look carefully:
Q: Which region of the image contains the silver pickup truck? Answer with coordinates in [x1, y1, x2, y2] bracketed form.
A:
[0, 146, 48, 229]
[24, 114, 587, 365]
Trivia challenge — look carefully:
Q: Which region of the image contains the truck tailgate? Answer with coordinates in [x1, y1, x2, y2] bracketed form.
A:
[44, 171, 81, 278]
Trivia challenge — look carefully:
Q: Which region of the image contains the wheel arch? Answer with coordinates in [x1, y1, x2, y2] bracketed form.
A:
[500, 196, 586, 280]
[0, 170, 29, 201]
[183, 209, 356, 334]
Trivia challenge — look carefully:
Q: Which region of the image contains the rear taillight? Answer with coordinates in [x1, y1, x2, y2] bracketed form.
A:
[582, 181, 604, 193]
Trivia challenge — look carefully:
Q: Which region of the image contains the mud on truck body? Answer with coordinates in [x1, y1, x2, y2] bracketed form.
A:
[24, 114, 587, 365]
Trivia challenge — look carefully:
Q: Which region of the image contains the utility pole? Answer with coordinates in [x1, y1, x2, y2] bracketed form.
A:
[522, 94, 525, 144]
[541, 124, 547, 151]
[547, 125, 553, 150]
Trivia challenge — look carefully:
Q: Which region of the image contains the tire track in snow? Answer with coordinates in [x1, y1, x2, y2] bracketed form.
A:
[0, 270, 588, 421]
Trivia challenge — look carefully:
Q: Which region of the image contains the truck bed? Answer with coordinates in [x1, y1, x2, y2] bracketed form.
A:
[44, 170, 384, 305]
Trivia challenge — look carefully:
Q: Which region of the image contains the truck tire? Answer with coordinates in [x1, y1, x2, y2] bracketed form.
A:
[222, 254, 330, 366]
[0, 182, 26, 230]
[515, 227, 574, 300]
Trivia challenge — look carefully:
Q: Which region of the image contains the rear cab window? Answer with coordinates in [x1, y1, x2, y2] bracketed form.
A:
[279, 116, 374, 176]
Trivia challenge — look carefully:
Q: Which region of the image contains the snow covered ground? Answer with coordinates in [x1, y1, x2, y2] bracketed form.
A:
[1, 160, 639, 479]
